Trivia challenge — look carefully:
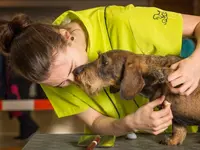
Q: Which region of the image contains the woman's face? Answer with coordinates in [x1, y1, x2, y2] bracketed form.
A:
[41, 46, 88, 88]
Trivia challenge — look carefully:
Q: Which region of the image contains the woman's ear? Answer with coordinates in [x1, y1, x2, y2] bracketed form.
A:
[59, 29, 71, 40]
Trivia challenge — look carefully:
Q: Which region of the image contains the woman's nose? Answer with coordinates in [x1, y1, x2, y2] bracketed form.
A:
[73, 65, 85, 76]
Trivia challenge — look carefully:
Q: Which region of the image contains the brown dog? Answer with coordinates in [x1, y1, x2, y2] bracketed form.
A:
[72, 50, 200, 146]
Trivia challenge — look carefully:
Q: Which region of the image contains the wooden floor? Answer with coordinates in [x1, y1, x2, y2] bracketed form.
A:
[0, 111, 84, 150]
[0, 135, 27, 150]
[0, 148, 22, 150]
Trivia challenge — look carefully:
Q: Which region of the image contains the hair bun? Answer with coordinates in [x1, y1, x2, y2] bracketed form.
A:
[9, 13, 32, 35]
[0, 13, 32, 56]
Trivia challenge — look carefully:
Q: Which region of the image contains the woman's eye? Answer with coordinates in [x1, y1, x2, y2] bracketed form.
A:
[56, 81, 66, 88]
[60, 81, 67, 87]
[60, 80, 71, 88]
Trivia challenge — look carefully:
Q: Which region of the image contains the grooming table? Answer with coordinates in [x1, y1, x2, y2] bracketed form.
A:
[22, 133, 200, 150]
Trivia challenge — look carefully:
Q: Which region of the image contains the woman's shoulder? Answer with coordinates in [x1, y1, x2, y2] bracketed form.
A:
[52, 6, 104, 25]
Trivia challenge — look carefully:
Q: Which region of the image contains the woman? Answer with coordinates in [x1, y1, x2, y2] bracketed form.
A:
[0, 4, 200, 136]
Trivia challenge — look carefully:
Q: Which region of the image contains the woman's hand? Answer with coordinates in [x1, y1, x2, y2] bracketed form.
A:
[125, 96, 173, 135]
[168, 56, 200, 96]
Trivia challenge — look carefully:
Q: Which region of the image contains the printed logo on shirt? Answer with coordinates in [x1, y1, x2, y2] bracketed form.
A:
[153, 10, 168, 25]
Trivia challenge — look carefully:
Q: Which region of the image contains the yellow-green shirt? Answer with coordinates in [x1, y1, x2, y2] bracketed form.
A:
[41, 4, 197, 133]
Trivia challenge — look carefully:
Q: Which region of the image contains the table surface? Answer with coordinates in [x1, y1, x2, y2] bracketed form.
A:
[22, 133, 200, 150]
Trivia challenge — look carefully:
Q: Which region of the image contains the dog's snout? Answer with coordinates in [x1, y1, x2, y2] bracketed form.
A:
[73, 65, 85, 76]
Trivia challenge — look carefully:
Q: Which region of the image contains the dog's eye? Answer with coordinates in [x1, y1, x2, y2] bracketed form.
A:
[101, 55, 109, 66]
[102, 60, 109, 66]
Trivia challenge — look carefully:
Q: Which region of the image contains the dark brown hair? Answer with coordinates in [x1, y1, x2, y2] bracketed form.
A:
[0, 13, 67, 82]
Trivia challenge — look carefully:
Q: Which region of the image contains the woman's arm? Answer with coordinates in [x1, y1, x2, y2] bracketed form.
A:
[182, 14, 200, 37]
[168, 14, 200, 95]
[76, 96, 172, 136]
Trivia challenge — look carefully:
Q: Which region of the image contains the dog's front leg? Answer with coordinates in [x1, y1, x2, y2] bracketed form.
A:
[160, 123, 187, 145]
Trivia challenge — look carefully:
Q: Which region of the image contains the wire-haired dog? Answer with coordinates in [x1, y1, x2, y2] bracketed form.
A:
[73, 50, 200, 146]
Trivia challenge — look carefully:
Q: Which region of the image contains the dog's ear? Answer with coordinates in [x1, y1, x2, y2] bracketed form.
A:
[120, 58, 145, 100]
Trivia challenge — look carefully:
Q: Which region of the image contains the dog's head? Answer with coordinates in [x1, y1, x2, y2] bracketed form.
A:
[72, 50, 146, 99]
[73, 50, 180, 100]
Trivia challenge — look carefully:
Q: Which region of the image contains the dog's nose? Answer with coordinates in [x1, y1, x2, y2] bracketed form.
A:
[73, 65, 85, 76]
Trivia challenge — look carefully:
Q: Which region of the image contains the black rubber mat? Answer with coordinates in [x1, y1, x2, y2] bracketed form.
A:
[23, 133, 200, 150]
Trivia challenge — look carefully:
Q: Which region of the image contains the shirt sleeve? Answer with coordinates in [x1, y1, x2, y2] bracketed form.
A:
[131, 5, 183, 55]
[107, 4, 183, 56]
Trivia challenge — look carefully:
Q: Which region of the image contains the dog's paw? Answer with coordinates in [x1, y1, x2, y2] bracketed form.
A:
[159, 137, 180, 146]
[159, 137, 169, 145]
